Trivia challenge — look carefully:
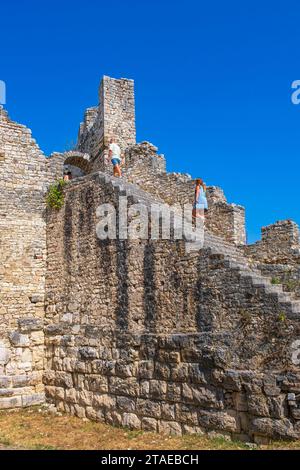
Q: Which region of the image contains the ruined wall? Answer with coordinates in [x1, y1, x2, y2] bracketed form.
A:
[75, 77, 246, 245]
[0, 109, 48, 408]
[77, 76, 136, 170]
[245, 220, 300, 264]
[123, 143, 246, 245]
[244, 220, 300, 299]
[44, 173, 300, 443]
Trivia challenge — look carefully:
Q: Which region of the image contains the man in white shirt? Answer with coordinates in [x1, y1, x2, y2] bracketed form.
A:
[108, 137, 123, 177]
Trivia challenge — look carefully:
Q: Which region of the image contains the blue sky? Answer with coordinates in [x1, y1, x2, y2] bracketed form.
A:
[1, 0, 299, 242]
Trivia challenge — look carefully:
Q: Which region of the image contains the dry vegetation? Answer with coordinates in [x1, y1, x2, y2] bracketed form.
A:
[0, 407, 299, 451]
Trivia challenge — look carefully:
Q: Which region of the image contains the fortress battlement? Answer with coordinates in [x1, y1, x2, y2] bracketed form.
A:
[0, 77, 300, 443]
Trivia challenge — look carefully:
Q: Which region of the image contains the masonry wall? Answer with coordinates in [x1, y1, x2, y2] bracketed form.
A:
[44, 173, 300, 443]
[244, 220, 300, 299]
[123, 143, 246, 245]
[0, 109, 50, 408]
[77, 76, 136, 170]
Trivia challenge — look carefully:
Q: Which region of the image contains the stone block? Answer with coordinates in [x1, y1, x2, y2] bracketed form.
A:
[158, 420, 182, 436]
[109, 377, 139, 397]
[198, 410, 238, 433]
[78, 389, 93, 407]
[0, 342, 11, 365]
[136, 398, 161, 419]
[115, 360, 135, 378]
[154, 362, 170, 380]
[78, 347, 98, 360]
[137, 360, 154, 379]
[140, 380, 150, 398]
[116, 396, 136, 413]
[0, 376, 11, 388]
[92, 393, 116, 410]
[123, 413, 141, 430]
[251, 417, 297, 439]
[44, 386, 56, 399]
[182, 425, 204, 435]
[0, 396, 22, 409]
[54, 371, 73, 388]
[141, 417, 158, 432]
[232, 392, 248, 412]
[22, 393, 45, 407]
[170, 363, 189, 382]
[263, 375, 281, 397]
[166, 383, 181, 402]
[9, 332, 30, 347]
[223, 370, 242, 391]
[149, 380, 167, 399]
[105, 410, 123, 427]
[86, 375, 108, 393]
[29, 295, 44, 304]
[161, 402, 176, 420]
[182, 383, 221, 408]
[18, 318, 43, 333]
[0, 389, 14, 397]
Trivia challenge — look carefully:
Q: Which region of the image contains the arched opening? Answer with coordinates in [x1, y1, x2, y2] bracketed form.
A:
[62, 152, 92, 180]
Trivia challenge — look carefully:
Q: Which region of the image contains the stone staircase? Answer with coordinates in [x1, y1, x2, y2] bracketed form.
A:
[97, 172, 300, 320]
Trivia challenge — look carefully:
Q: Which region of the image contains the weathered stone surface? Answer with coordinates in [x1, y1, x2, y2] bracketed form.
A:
[0, 396, 22, 408]
[247, 394, 269, 417]
[158, 420, 182, 436]
[78, 347, 98, 360]
[18, 318, 43, 333]
[251, 417, 297, 439]
[223, 370, 242, 391]
[198, 411, 238, 433]
[182, 383, 221, 408]
[136, 399, 161, 419]
[1, 76, 300, 444]
[0, 376, 11, 388]
[0, 342, 11, 365]
[92, 394, 116, 410]
[123, 413, 141, 430]
[116, 396, 136, 413]
[22, 393, 45, 407]
[141, 417, 158, 432]
[9, 332, 30, 347]
[161, 402, 176, 420]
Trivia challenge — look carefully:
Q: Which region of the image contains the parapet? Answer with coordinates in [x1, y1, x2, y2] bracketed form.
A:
[244, 219, 300, 264]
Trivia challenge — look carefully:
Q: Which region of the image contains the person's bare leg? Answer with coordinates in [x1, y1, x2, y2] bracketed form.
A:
[115, 164, 122, 177]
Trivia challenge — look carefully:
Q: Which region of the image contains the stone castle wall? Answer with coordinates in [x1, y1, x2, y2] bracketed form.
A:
[2, 75, 300, 444]
[0, 109, 49, 408]
[244, 220, 300, 299]
[44, 173, 300, 443]
[122, 142, 246, 245]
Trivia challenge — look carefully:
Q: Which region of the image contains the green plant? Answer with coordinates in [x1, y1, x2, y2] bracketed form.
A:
[278, 312, 286, 323]
[46, 179, 67, 210]
[285, 280, 299, 291]
[271, 277, 281, 285]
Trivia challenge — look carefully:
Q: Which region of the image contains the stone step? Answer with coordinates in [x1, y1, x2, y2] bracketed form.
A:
[102, 172, 300, 317]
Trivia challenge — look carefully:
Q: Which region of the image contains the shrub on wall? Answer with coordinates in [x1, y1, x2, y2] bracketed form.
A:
[46, 179, 67, 210]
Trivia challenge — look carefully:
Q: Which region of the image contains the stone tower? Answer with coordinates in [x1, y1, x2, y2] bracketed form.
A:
[77, 76, 136, 171]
